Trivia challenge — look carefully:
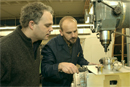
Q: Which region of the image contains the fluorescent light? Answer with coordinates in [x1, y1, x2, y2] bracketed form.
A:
[77, 24, 93, 27]
[0, 28, 91, 36]
[0, 26, 16, 29]
[52, 25, 60, 28]
[89, 6, 93, 14]
[0, 24, 93, 30]
[78, 28, 91, 34]
[0, 31, 13, 36]
[51, 30, 60, 35]
[85, 17, 90, 23]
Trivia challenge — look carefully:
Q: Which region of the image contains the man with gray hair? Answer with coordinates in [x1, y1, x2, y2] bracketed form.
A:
[0, 2, 53, 86]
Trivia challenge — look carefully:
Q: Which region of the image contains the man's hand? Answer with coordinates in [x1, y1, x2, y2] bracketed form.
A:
[58, 62, 79, 74]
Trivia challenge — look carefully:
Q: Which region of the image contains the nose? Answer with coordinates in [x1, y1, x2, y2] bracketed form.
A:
[72, 32, 75, 37]
[49, 26, 53, 32]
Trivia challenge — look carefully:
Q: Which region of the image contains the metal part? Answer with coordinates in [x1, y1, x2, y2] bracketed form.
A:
[113, 6, 122, 15]
[100, 1, 115, 9]
[88, 0, 130, 52]
[95, 65, 104, 74]
[78, 65, 88, 72]
[98, 0, 122, 16]
[99, 57, 118, 70]
[100, 31, 111, 52]
[72, 71, 88, 87]
[112, 31, 130, 37]
[113, 61, 122, 71]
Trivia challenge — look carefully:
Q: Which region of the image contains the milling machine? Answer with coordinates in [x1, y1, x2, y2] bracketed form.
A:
[87, 0, 130, 52]
[71, 0, 130, 87]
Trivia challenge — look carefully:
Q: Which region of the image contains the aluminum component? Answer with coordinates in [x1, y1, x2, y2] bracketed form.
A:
[72, 71, 88, 87]
[99, 57, 118, 70]
[113, 61, 122, 71]
[113, 6, 122, 15]
[100, 30, 111, 52]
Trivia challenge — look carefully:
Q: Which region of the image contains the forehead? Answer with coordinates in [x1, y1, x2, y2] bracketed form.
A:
[40, 10, 53, 24]
[62, 19, 77, 31]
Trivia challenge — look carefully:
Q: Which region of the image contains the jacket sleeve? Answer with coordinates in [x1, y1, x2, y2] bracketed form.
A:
[77, 41, 89, 66]
[41, 45, 66, 81]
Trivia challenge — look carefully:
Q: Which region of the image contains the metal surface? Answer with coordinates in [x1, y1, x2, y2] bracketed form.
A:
[99, 57, 117, 65]
[72, 72, 88, 87]
[117, 1, 130, 29]
[71, 65, 88, 87]
[113, 31, 130, 37]
[100, 31, 111, 52]
[89, 0, 130, 52]
[99, 57, 121, 71]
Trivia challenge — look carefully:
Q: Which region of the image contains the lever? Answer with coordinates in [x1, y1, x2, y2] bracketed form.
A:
[97, 0, 121, 16]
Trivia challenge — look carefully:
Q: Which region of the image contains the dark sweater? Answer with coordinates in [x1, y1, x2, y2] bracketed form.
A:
[0, 25, 41, 86]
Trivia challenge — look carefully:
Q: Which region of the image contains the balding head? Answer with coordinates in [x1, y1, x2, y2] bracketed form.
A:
[59, 16, 77, 31]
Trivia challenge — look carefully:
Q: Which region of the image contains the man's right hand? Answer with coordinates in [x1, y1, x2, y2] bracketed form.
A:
[58, 62, 79, 74]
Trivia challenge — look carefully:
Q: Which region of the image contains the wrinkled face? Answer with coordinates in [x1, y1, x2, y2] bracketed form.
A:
[33, 10, 53, 40]
[60, 20, 78, 44]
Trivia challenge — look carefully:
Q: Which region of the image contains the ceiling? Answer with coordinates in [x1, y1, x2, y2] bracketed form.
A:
[1, 0, 87, 20]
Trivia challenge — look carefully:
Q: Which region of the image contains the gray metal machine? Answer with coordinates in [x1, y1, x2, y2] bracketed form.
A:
[86, 0, 130, 52]
[85, 0, 130, 66]
[71, 0, 130, 87]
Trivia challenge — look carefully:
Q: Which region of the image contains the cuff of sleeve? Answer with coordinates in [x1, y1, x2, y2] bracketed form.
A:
[87, 62, 90, 65]
[53, 63, 59, 71]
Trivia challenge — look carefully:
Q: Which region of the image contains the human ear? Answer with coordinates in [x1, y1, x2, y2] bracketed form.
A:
[59, 29, 63, 36]
[29, 21, 35, 30]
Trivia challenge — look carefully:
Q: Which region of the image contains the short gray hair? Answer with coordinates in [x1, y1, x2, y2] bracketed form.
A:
[20, 2, 54, 28]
